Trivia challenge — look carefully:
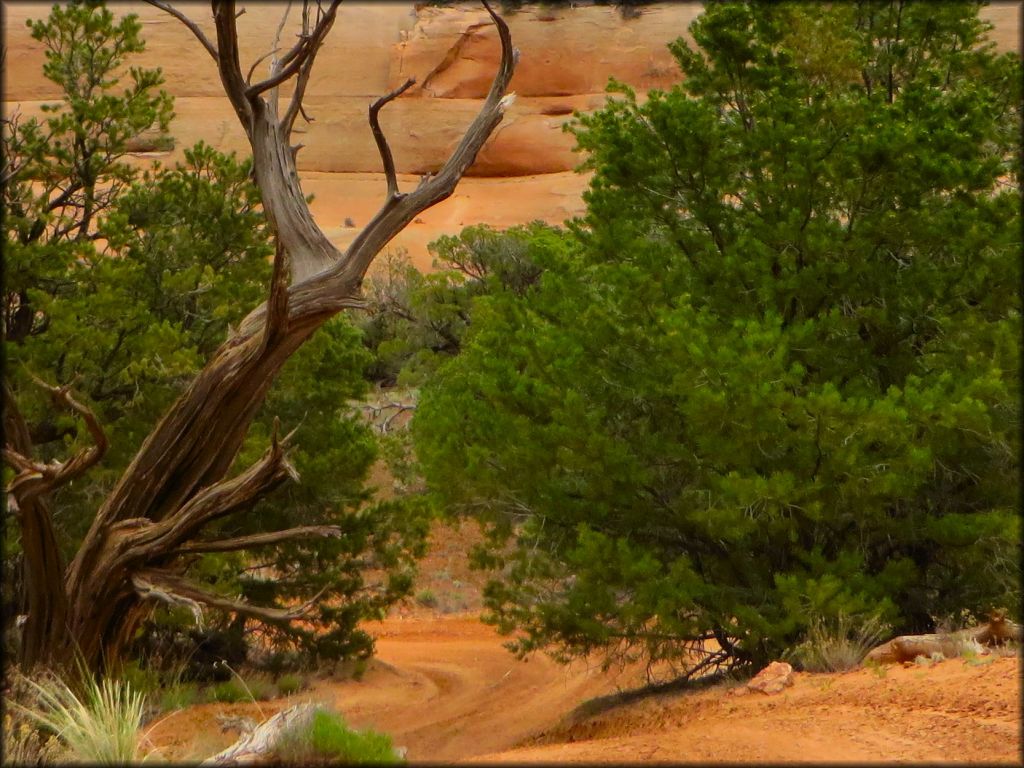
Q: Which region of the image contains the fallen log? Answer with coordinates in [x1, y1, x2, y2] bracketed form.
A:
[865, 611, 1022, 665]
[202, 701, 408, 764]
[202, 703, 318, 764]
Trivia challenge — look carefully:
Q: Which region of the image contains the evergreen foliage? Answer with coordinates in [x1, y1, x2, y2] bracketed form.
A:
[413, 1, 1021, 671]
[361, 222, 553, 387]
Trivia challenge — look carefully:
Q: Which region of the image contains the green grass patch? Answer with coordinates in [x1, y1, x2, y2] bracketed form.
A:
[273, 709, 403, 764]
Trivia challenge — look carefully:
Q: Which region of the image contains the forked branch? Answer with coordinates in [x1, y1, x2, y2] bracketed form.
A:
[246, 0, 340, 98]
[124, 419, 299, 556]
[336, 0, 518, 282]
[4, 375, 108, 502]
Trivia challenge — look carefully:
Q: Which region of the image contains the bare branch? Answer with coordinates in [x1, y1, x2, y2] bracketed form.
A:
[3, 447, 45, 478]
[133, 569, 326, 623]
[245, 46, 281, 87]
[203, 704, 320, 765]
[168, 421, 297, 529]
[228, 0, 517, 322]
[250, 48, 308, 100]
[246, 0, 340, 99]
[276, 3, 314, 70]
[369, 78, 416, 200]
[272, 1, 294, 58]
[172, 525, 342, 555]
[361, 400, 416, 434]
[280, 1, 334, 138]
[337, 0, 518, 281]
[281, 55, 314, 138]
[145, 1, 219, 61]
[30, 374, 108, 462]
[258, 1, 293, 113]
[212, 0, 256, 132]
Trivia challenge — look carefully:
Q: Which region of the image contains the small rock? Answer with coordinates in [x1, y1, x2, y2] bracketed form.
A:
[747, 661, 795, 695]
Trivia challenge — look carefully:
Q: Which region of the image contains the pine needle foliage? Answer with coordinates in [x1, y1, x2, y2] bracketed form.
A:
[413, 1, 1021, 672]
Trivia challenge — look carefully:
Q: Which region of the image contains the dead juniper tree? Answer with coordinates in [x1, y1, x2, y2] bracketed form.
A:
[4, 0, 517, 672]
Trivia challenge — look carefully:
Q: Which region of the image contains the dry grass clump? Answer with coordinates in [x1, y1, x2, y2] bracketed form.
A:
[8, 669, 149, 763]
[2, 709, 63, 766]
[791, 612, 891, 672]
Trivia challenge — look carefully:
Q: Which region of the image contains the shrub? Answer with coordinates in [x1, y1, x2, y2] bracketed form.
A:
[208, 671, 276, 703]
[10, 671, 148, 763]
[118, 659, 163, 697]
[207, 679, 250, 704]
[415, 589, 439, 608]
[159, 683, 200, 712]
[276, 674, 307, 697]
[273, 708, 403, 764]
[791, 613, 891, 673]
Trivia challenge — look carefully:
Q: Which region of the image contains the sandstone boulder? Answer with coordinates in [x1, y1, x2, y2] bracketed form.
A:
[747, 661, 795, 695]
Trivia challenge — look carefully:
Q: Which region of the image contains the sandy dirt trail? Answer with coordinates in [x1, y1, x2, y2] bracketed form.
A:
[146, 615, 627, 762]
[313, 617, 629, 761]
[146, 522, 1020, 763]
[146, 613, 1020, 764]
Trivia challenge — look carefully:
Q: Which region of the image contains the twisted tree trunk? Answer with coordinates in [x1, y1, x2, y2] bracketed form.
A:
[3, 383, 68, 669]
[6, 0, 518, 672]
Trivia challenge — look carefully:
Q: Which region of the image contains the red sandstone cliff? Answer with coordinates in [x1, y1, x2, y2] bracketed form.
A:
[4, 1, 1019, 268]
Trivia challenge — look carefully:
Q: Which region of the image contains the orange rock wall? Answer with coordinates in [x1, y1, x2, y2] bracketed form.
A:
[4, 1, 1019, 269]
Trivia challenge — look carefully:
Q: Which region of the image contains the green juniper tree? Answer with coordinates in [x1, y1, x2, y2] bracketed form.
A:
[413, 1, 1021, 674]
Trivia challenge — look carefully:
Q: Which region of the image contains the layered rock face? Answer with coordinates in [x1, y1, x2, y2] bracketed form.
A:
[4, 1, 1019, 269]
